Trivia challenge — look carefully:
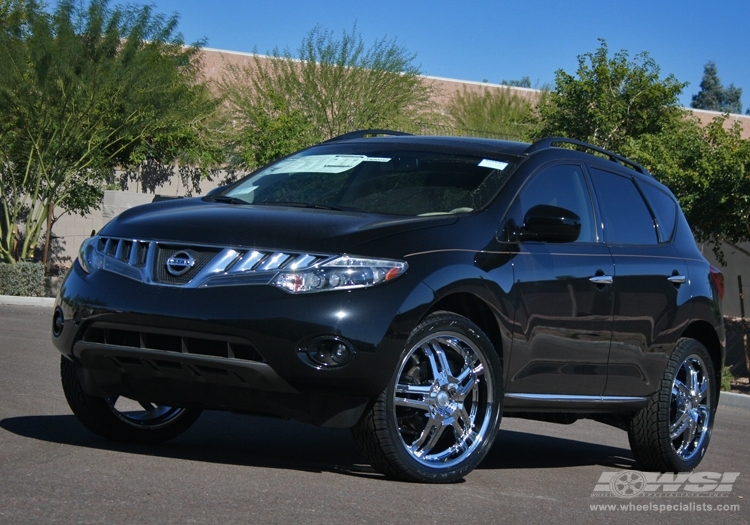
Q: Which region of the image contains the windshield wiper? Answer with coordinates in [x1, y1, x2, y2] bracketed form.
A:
[211, 195, 249, 205]
[252, 201, 344, 211]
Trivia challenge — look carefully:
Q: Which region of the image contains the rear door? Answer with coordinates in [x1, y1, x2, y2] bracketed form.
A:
[588, 167, 691, 397]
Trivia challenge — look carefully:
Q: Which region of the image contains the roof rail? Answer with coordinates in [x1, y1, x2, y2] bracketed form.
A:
[525, 137, 649, 175]
[322, 129, 413, 143]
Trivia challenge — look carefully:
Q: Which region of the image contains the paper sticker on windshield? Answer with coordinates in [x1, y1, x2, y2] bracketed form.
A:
[363, 157, 391, 163]
[267, 155, 367, 174]
[478, 159, 509, 170]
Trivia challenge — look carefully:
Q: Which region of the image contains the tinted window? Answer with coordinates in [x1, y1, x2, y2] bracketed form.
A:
[590, 168, 657, 245]
[223, 146, 517, 216]
[505, 164, 596, 243]
[638, 181, 677, 243]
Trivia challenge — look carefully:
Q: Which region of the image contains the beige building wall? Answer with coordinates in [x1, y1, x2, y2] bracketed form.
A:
[700, 243, 750, 319]
[200, 48, 750, 137]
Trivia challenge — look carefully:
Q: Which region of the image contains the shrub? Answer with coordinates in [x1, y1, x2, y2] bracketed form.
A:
[721, 366, 734, 392]
[0, 262, 46, 297]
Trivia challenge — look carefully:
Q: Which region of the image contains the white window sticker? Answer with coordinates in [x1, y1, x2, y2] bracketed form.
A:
[362, 157, 391, 163]
[267, 155, 367, 174]
[478, 159, 509, 170]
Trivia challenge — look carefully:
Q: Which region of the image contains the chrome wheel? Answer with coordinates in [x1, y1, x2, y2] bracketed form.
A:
[669, 354, 711, 461]
[394, 331, 494, 468]
[106, 396, 190, 429]
[352, 311, 502, 483]
[627, 337, 716, 472]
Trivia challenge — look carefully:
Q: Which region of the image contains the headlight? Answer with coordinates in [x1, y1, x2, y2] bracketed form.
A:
[77, 236, 103, 274]
[272, 256, 407, 293]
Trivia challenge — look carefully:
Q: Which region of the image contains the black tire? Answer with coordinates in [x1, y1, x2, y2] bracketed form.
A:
[352, 311, 503, 483]
[61, 356, 202, 444]
[628, 337, 716, 472]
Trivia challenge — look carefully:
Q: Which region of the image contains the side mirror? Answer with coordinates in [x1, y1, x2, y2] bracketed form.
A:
[518, 204, 581, 243]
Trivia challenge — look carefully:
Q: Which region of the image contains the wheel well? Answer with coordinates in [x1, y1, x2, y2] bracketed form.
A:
[681, 320, 723, 383]
[426, 293, 503, 360]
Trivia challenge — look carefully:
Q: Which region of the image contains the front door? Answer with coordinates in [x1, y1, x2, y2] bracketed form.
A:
[502, 163, 614, 396]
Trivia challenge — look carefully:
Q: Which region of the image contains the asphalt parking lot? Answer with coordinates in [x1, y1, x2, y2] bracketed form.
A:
[1, 304, 748, 524]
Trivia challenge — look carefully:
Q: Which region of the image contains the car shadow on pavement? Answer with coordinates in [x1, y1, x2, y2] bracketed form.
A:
[482, 427, 636, 470]
[1, 410, 635, 479]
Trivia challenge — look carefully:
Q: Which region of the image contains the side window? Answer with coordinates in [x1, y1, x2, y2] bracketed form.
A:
[504, 164, 596, 243]
[589, 168, 657, 245]
[638, 181, 678, 243]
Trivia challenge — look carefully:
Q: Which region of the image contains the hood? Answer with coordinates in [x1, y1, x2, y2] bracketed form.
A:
[100, 197, 457, 254]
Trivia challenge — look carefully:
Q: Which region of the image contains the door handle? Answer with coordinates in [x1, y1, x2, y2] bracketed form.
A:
[589, 275, 613, 285]
[668, 275, 686, 284]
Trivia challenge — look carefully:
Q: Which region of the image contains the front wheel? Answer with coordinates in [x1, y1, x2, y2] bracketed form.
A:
[352, 312, 503, 483]
[61, 356, 202, 444]
[628, 337, 717, 472]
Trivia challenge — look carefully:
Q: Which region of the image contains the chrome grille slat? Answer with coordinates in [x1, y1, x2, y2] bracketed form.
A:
[232, 250, 265, 272]
[94, 236, 332, 288]
[257, 252, 291, 271]
[114, 240, 126, 260]
[288, 254, 318, 270]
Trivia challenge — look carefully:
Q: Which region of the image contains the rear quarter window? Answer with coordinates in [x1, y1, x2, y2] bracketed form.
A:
[637, 181, 678, 243]
[589, 167, 658, 245]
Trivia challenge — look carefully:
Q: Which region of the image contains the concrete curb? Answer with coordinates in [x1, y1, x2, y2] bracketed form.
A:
[719, 391, 750, 411]
[0, 295, 55, 307]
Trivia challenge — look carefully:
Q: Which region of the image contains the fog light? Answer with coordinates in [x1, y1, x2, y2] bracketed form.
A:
[52, 307, 64, 338]
[303, 336, 355, 368]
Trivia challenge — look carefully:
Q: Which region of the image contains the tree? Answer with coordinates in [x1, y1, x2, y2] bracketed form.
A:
[536, 39, 686, 151]
[219, 24, 436, 169]
[501, 76, 531, 88]
[0, 0, 216, 264]
[691, 61, 743, 114]
[446, 86, 536, 141]
[627, 115, 750, 261]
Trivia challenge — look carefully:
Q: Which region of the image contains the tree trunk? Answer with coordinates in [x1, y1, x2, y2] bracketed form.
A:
[12, 224, 18, 261]
[42, 202, 53, 270]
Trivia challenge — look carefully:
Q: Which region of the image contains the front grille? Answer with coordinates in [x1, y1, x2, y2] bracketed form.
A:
[81, 324, 265, 362]
[153, 244, 222, 285]
[93, 236, 334, 288]
[98, 237, 149, 267]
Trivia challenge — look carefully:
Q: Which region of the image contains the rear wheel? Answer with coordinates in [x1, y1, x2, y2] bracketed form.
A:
[352, 312, 502, 483]
[61, 356, 201, 444]
[628, 338, 716, 471]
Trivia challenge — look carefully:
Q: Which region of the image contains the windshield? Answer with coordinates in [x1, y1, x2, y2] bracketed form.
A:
[222, 145, 517, 216]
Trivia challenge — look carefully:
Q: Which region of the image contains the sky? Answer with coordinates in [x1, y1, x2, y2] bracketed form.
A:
[138, 0, 750, 111]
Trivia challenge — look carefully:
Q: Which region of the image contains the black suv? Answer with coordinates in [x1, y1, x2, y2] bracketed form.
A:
[53, 132, 725, 483]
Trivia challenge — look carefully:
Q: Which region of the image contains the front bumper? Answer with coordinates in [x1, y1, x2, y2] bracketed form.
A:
[53, 262, 435, 427]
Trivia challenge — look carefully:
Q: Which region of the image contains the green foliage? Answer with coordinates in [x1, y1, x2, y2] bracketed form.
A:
[691, 61, 743, 114]
[0, 0, 216, 263]
[721, 366, 734, 392]
[238, 91, 316, 169]
[501, 77, 531, 88]
[220, 24, 436, 169]
[625, 115, 750, 261]
[535, 39, 750, 261]
[536, 39, 686, 151]
[446, 86, 536, 141]
[0, 261, 45, 296]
